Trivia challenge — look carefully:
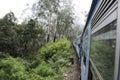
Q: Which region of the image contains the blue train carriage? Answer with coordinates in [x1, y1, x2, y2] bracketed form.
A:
[73, 35, 82, 59]
[79, 0, 120, 80]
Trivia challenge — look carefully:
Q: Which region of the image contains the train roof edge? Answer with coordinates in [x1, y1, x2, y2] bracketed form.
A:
[82, 0, 102, 36]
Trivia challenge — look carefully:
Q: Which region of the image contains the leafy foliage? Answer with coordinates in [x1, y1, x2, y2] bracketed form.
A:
[0, 13, 45, 57]
[0, 0, 78, 79]
[31, 39, 71, 79]
[33, 0, 75, 42]
[0, 56, 26, 80]
[0, 39, 71, 80]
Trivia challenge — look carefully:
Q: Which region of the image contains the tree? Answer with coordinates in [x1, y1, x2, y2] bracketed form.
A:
[2, 12, 17, 26]
[32, 0, 75, 42]
[22, 19, 45, 56]
[32, 0, 60, 42]
[0, 12, 18, 56]
[0, 12, 45, 57]
[56, 1, 74, 40]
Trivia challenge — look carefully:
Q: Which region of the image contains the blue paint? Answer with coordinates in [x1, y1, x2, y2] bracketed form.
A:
[73, 42, 81, 58]
[81, 20, 91, 80]
[86, 22, 91, 80]
[73, 0, 103, 80]
[81, 51, 85, 80]
[80, 0, 102, 80]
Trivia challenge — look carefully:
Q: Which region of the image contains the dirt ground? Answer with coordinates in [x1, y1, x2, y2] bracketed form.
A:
[62, 48, 80, 80]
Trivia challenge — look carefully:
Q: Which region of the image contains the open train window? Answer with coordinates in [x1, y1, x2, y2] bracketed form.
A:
[90, 20, 117, 80]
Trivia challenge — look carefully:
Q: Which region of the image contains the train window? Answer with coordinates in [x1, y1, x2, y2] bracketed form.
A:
[91, 20, 117, 80]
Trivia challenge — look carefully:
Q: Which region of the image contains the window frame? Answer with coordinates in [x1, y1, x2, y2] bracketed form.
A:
[90, 20, 117, 80]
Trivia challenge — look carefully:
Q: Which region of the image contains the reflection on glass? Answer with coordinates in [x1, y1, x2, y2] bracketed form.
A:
[91, 20, 116, 80]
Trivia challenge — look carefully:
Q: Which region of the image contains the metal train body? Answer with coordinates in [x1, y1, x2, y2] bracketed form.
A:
[73, 0, 120, 80]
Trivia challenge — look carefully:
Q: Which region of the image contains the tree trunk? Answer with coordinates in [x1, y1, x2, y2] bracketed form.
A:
[47, 13, 51, 43]
[47, 34, 50, 43]
[53, 32, 56, 42]
[53, 16, 57, 42]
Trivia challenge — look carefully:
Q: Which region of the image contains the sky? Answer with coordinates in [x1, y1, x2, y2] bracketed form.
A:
[72, 0, 92, 25]
[0, 0, 92, 24]
[0, 0, 38, 23]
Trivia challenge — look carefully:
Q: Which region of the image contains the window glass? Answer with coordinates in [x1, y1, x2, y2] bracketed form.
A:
[91, 20, 117, 80]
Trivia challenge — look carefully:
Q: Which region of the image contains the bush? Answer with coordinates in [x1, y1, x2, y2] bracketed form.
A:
[33, 61, 55, 77]
[34, 39, 71, 63]
[0, 39, 71, 80]
[29, 38, 71, 79]
[0, 57, 26, 80]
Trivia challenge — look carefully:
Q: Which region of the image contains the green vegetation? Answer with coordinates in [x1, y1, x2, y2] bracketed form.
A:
[0, 0, 81, 79]
[0, 39, 71, 80]
[0, 0, 80, 58]
[0, 12, 45, 57]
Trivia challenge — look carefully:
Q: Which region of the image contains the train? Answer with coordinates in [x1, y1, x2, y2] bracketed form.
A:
[73, 0, 120, 80]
